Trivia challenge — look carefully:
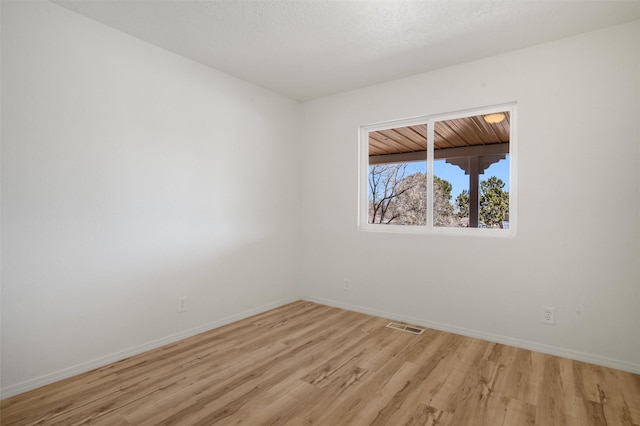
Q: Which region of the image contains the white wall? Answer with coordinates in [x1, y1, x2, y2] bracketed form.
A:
[300, 21, 640, 373]
[1, 1, 300, 397]
[2, 1, 638, 400]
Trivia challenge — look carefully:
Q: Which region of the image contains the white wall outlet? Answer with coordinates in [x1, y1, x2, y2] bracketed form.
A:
[343, 278, 351, 291]
[542, 307, 555, 325]
[178, 296, 187, 313]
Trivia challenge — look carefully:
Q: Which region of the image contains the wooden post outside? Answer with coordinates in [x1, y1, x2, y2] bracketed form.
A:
[469, 156, 480, 228]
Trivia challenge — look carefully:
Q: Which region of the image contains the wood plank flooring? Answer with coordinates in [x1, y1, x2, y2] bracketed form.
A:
[2, 301, 639, 425]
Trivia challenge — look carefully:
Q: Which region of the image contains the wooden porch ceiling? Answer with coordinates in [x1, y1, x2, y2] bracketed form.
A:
[368, 112, 510, 158]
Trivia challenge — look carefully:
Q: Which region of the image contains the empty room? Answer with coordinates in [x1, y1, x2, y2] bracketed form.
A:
[1, 1, 639, 425]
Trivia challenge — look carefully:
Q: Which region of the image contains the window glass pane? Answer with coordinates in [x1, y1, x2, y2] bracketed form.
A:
[368, 125, 426, 225]
[433, 112, 510, 228]
[367, 162, 427, 225]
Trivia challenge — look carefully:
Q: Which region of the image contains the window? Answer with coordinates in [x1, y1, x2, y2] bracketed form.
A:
[360, 104, 515, 233]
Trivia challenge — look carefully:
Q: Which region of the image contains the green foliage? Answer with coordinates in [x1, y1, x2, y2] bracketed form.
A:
[456, 190, 470, 219]
[434, 176, 453, 200]
[433, 176, 455, 226]
[456, 177, 509, 227]
[479, 176, 509, 227]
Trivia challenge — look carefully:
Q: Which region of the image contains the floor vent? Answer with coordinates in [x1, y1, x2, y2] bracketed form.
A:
[386, 322, 424, 335]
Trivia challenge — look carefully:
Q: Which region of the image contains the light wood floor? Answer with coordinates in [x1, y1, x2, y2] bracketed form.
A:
[2, 301, 639, 425]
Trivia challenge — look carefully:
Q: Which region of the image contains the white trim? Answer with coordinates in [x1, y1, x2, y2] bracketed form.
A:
[426, 119, 435, 227]
[361, 115, 432, 134]
[0, 296, 299, 399]
[358, 223, 515, 237]
[5, 294, 638, 399]
[508, 106, 518, 234]
[358, 126, 369, 227]
[302, 295, 640, 375]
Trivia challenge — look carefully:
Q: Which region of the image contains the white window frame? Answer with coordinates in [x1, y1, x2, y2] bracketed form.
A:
[358, 103, 517, 236]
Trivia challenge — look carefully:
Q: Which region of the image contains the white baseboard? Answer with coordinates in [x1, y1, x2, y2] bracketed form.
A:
[302, 295, 640, 375]
[1, 296, 299, 399]
[4, 294, 637, 399]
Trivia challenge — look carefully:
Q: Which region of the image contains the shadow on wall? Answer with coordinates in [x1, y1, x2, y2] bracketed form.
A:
[1, 229, 298, 396]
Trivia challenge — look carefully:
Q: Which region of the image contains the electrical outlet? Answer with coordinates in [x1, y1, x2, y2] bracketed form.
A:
[343, 278, 351, 291]
[178, 296, 187, 313]
[542, 307, 555, 325]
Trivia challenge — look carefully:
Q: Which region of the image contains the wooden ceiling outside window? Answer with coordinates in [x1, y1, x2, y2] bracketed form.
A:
[368, 112, 510, 159]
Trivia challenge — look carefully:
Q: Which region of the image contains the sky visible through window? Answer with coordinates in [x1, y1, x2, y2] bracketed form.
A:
[403, 155, 510, 200]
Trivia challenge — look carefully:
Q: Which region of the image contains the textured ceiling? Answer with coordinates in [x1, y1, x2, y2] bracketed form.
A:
[53, 0, 640, 101]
